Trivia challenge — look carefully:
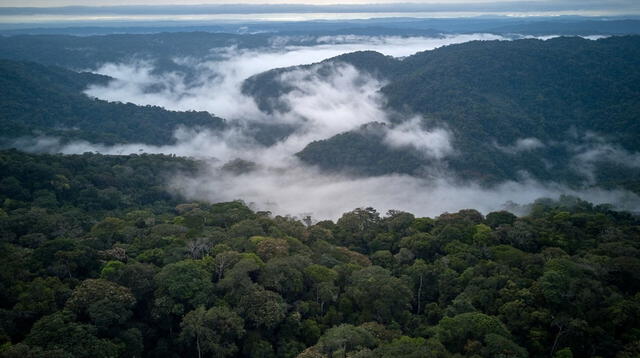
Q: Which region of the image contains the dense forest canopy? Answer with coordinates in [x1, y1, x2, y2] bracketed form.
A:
[1, 150, 640, 358]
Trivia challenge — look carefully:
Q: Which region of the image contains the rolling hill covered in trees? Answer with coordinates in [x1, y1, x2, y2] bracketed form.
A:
[244, 36, 640, 191]
[1, 150, 640, 357]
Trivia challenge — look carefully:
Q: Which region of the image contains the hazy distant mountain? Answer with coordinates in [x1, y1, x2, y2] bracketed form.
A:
[0, 33, 273, 70]
[2, 16, 639, 37]
[485, 19, 640, 35]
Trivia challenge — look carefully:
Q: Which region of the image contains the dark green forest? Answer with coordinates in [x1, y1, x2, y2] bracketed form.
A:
[1, 151, 640, 358]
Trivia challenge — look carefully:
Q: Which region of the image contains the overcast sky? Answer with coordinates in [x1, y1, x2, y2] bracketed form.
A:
[0, 0, 636, 8]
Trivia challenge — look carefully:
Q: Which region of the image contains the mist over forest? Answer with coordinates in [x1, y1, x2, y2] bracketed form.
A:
[1, 9, 640, 358]
[3, 32, 640, 218]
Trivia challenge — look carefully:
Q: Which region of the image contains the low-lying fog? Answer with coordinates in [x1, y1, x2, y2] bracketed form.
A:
[20, 33, 640, 219]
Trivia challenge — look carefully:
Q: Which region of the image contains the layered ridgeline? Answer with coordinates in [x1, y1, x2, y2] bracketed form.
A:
[1, 17, 640, 37]
[243, 36, 640, 190]
[1, 150, 640, 358]
[0, 60, 225, 146]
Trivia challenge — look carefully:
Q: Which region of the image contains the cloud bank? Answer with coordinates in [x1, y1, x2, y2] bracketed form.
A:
[169, 161, 640, 220]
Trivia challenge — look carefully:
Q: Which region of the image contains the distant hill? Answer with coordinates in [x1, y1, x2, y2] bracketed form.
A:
[0, 32, 273, 70]
[385, 36, 640, 146]
[297, 122, 428, 176]
[0, 60, 225, 146]
[246, 36, 640, 189]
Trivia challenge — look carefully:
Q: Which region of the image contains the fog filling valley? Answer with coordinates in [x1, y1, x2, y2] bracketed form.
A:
[20, 33, 640, 219]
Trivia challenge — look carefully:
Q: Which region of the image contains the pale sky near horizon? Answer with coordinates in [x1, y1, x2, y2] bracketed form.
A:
[0, 0, 621, 7]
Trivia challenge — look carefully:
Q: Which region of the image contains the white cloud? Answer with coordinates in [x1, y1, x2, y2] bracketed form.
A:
[570, 134, 640, 183]
[495, 137, 545, 154]
[383, 117, 453, 159]
[12, 127, 250, 160]
[170, 164, 640, 220]
[575, 145, 640, 168]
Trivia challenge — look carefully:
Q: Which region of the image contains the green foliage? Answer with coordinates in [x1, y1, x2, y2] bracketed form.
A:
[436, 312, 521, 355]
[238, 285, 287, 329]
[209, 201, 256, 228]
[12, 277, 70, 317]
[375, 336, 426, 357]
[65, 279, 136, 330]
[346, 266, 412, 324]
[23, 311, 119, 358]
[334, 207, 382, 253]
[554, 348, 573, 358]
[154, 260, 214, 317]
[180, 305, 245, 358]
[0, 150, 202, 215]
[297, 123, 426, 177]
[317, 324, 376, 357]
[486, 211, 518, 228]
[259, 255, 309, 298]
